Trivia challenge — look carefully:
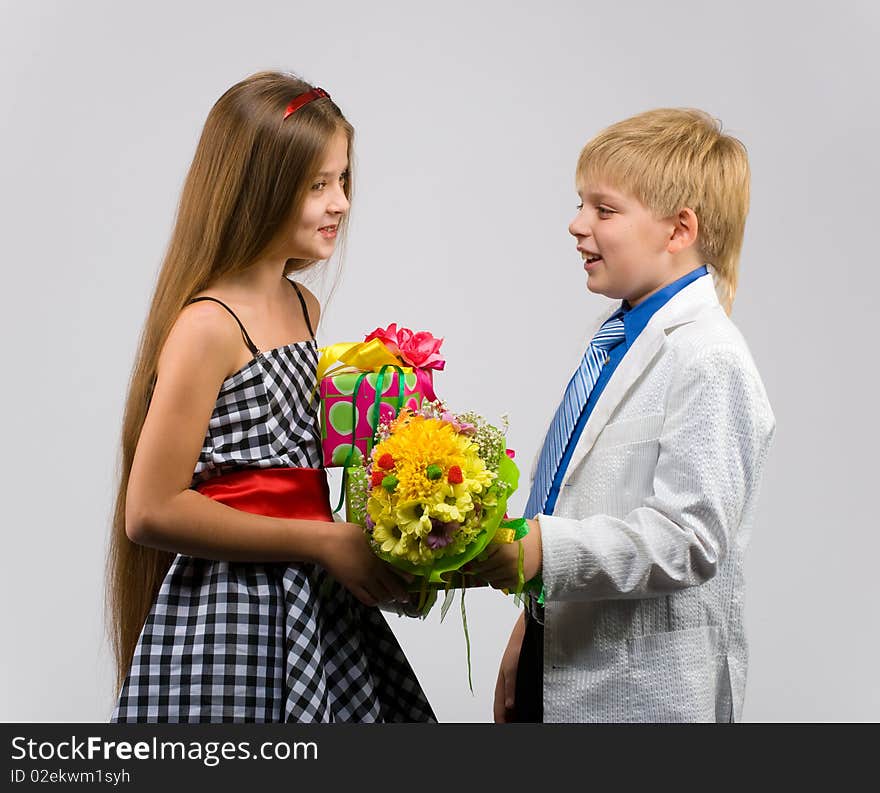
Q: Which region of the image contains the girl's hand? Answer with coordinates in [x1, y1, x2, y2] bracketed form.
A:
[317, 522, 412, 607]
[465, 518, 542, 590]
[494, 612, 526, 723]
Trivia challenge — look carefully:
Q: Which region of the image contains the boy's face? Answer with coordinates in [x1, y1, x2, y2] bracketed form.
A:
[569, 181, 687, 306]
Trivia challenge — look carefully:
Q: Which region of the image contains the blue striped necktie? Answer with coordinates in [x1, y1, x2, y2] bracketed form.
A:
[525, 314, 627, 517]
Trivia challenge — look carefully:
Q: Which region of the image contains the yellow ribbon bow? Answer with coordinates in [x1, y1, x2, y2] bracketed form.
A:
[316, 339, 414, 382]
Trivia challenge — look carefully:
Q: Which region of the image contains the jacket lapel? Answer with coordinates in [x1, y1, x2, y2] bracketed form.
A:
[559, 275, 721, 488]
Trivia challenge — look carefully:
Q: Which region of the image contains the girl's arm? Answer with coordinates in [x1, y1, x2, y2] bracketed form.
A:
[125, 301, 408, 606]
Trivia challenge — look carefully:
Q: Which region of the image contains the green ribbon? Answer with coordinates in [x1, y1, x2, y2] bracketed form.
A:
[440, 577, 456, 622]
[495, 516, 545, 608]
[461, 587, 473, 694]
[371, 364, 406, 438]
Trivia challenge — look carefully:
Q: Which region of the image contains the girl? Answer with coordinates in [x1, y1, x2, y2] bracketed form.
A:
[106, 71, 435, 723]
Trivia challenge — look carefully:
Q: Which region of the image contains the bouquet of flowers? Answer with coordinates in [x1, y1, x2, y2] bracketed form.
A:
[347, 401, 526, 597]
[345, 401, 528, 689]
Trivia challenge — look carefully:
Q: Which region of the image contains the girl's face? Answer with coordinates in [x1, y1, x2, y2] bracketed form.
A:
[283, 129, 350, 261]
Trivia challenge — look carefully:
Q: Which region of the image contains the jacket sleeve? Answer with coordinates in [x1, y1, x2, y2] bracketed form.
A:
[538, 343, 775, 602]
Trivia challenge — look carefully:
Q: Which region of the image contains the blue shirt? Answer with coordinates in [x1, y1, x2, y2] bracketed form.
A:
[542, 266, 709, 515]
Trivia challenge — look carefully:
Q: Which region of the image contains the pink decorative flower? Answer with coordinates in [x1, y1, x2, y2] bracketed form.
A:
[440, 411, 476, 435]
[365, 323, 446, 371]
[365, 323, 404, 356]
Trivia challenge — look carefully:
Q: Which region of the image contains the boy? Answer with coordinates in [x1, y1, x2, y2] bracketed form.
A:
[469, 109, 775, 723]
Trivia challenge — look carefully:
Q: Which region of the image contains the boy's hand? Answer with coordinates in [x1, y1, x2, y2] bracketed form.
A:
[494, 612, 526, 723]
[465, 518, 542, 590]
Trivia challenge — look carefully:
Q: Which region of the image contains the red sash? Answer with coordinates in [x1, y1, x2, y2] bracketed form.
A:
[195, 467, 334, 521]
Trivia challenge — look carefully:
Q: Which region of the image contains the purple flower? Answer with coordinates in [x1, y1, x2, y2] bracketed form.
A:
[426, 518, 460, 550]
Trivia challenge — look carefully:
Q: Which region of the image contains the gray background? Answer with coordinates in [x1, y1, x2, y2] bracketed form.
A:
[1, 0, 877, 722]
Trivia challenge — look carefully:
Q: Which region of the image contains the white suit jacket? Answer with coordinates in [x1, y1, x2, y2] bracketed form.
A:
[535, 275, 775, 723]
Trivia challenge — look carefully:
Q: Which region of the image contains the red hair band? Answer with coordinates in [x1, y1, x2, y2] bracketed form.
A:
[283, 87, 330, 120]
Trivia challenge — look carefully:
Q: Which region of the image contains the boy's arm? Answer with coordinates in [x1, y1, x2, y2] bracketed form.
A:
[539, 344, 775, 602]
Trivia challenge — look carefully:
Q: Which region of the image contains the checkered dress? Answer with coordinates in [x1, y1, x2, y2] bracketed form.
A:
[112, 290, 435, 723]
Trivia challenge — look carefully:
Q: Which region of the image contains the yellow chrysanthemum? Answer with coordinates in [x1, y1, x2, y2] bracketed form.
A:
[427, 483, 473, 523]
[366, 412, 498, 564]
[380, 417, 469, 499]
[372, 521, 405, 555]
[394, 499, 433, 537]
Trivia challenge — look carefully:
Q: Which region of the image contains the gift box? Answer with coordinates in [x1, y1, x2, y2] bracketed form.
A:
[318, 324, 445, 469]
[320, 368, 425, 468]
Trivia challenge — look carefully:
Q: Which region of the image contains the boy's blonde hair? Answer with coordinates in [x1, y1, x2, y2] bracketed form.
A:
[576, 108, 749, 314]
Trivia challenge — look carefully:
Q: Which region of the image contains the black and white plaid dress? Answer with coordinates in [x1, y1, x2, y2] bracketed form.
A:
[112, 283, 436, 723]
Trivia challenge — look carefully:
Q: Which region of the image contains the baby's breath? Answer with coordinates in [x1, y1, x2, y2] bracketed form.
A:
[457, 411, 509, 474]
[345, 464, 369, 524]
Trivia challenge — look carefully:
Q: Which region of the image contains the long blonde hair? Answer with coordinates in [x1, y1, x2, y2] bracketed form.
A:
[106, 71, 353, 691]
[576, 108, 750, 314]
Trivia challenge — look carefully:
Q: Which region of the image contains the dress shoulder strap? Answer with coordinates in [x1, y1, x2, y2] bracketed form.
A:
[288, 280, 316, 341]
[187, 296, 260, 356]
